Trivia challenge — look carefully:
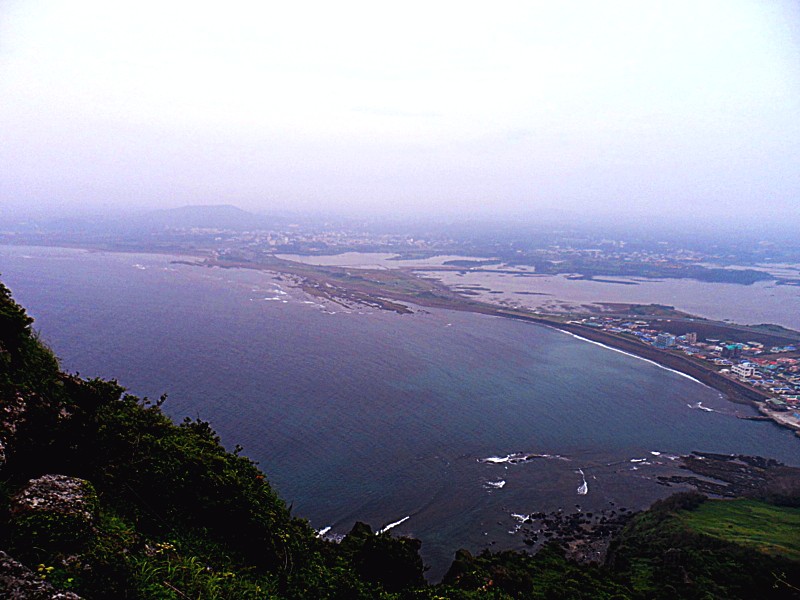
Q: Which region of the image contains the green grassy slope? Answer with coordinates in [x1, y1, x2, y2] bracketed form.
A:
[679, 498, 800, 561]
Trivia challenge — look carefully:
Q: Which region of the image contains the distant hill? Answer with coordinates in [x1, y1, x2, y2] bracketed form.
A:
[142, 204, 268, 230]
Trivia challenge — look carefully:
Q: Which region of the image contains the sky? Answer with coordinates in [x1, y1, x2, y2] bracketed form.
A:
[1, 0, 799, 223]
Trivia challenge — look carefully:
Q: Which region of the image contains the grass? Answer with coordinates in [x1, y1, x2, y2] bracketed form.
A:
[679, 498, 800, 561]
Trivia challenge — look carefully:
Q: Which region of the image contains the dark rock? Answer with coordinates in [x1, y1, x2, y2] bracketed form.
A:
[0, 550, 82, 599]
[0, 393, 27, 470]
[10, 475, 99, 551]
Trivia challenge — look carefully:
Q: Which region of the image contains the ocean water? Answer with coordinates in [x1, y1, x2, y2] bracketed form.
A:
[2, 245, 799, 578]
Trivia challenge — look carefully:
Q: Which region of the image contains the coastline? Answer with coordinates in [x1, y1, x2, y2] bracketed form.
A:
[489, 311, 800, 437]
[556, 330, 710, 386]
[116, 251, 800, 438]
[4, 243, 798, 438]
[496, 312, 770, 405]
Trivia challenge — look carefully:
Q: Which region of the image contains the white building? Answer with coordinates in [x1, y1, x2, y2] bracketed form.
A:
[731, 363, 756, 379]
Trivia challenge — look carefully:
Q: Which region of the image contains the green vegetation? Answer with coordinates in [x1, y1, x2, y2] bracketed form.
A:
[438, 545, 631, 599]
[609, 493, 800, 599]
[679, 498, 800, 561]
[1, 279, 799, 599]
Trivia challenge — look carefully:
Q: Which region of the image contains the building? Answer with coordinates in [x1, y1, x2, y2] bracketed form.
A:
[654, 333, 676, 349]
[722, 344, 742, 359]
[731, 363, 756, 379]
[683, 332, 697, 344]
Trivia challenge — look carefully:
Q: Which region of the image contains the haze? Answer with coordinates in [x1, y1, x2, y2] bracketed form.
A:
[1, 0, 799, 224]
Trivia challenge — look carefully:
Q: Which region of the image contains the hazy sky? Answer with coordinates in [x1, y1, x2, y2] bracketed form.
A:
[1, 1, 799, 222]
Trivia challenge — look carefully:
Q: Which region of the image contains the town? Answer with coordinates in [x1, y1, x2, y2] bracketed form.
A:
[4, 205, 800, 287]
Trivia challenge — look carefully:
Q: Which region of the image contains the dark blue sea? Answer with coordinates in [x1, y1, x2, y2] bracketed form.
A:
[2, 245, 799, 578]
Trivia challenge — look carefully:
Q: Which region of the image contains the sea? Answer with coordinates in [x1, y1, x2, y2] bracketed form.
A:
[2, 245, 799, 579]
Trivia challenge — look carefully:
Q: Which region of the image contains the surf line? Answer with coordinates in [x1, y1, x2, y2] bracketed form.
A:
[558, 330, 709, 388]
[378, 516, 410, 535]
[316, 526, 332, 537]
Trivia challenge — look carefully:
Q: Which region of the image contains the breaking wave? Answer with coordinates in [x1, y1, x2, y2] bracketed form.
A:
[378, 516, 410, 534]
[687, 401, 715, 412]
[484, 479, 507, 489]
[480, 452, 568, 465]
[576, 469, 589, 495]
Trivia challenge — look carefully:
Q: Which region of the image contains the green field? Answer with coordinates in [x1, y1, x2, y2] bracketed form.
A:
[680, 499, 800, 561]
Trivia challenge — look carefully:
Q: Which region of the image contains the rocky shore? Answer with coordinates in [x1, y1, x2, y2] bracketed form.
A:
[514, 452, 800, 567]
[510, 506, 635, 564]
[658, 452, 800, 501]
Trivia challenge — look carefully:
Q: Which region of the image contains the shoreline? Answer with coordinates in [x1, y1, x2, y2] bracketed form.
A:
[4, 243, 798, 437]
[556, 330, 709, 387]
[491, 310, 771, 409]
[109, 251, 800, 437]
[489, 311, 800, 437]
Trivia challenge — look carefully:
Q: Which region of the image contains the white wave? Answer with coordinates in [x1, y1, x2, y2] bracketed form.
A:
[650, 451, 661, 456]
[560, 331, 707, 387]
[511, 513, 529, 522]
[688, 401, 715, 412]
[482, 455, 513, 464]
[576, 469, 589, 495]
[263, 297, 281, 301]
[132, 264, 146, 270]
[480, 452, 567, 465]
[630, 458, 647, 463]
[316, 526, 331, 537]
[378, 516, 410, 534]
[484, 479, 506, 489]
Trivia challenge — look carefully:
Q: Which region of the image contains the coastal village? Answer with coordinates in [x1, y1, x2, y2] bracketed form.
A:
[570, 315, 800, 432]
